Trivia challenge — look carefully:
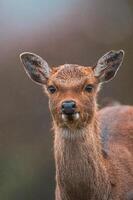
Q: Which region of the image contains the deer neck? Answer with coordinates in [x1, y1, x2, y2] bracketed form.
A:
[54, 118, 111, 199]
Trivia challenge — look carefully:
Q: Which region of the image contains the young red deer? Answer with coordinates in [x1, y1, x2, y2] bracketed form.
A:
[20, 50, 133, 200]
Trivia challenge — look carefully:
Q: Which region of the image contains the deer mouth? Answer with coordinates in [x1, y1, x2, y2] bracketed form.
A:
[61, 112, 80, 122]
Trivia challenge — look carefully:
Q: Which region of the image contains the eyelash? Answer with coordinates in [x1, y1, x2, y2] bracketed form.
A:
[47, 85, 57, 94]
[84, 84, 94, 93]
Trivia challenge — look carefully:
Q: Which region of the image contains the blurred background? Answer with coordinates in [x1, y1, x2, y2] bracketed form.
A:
[0, 0, 133, 199]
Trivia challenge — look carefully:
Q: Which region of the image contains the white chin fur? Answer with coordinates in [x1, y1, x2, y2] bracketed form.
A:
[62, 114, 67, 121]
[74, 113, 80, 120]
[61, 113, 80, 121]
[60, 127, 86, 140]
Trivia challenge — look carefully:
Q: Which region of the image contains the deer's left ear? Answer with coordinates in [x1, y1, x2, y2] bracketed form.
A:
[94, 50, 125, 82]
[20, 52, 51, 85]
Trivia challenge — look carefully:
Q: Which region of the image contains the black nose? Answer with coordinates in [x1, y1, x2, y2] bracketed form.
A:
[61, 100, 76, 115]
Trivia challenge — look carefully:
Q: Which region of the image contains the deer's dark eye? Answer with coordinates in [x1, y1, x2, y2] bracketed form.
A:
[84, 84, 94, 93]
[47, 85, 56, 94]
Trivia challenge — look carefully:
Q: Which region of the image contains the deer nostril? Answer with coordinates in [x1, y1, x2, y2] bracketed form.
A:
[61, 101, 76, 115]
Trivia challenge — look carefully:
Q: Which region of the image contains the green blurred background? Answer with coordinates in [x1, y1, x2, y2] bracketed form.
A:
[0, 0, 133, 199]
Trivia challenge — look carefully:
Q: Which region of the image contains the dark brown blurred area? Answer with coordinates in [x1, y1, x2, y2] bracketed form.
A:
[0, 0, 133, 199]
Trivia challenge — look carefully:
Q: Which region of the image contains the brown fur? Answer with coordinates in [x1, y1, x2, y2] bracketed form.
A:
[49, 68, 133, 200]
[20, 51, 133, 200]
[46, 65, 133, 200]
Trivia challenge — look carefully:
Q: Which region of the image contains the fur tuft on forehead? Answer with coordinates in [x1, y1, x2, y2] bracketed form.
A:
[55, 64, 93, 81]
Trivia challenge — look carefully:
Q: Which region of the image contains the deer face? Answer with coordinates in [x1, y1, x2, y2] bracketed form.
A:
[20, 50, 124, 129]
[45, 65, 99, 128]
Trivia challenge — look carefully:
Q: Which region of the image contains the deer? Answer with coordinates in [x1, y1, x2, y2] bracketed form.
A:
[19, 50, 133, 200]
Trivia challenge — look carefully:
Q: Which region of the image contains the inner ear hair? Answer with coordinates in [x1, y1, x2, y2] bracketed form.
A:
[20, 52, 51, 85]
[94, 50, 125, 82]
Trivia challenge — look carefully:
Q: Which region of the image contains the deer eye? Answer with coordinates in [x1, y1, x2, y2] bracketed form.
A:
[47, 85, 56, 94]
[84, 84, 94, 93]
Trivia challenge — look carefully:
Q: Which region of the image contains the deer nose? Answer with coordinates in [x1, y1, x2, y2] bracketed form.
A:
[61, 100, 76, 115]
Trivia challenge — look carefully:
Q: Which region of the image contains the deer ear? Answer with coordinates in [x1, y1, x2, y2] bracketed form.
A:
[20, 52, 51, 85]
[94, 50, 124, 82]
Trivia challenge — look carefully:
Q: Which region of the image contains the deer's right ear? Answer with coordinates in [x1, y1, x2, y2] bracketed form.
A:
[19, 52, 51, 85]
[94, 50, 124, 83]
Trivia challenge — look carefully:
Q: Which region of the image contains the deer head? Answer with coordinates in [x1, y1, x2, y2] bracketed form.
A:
[20, 50, 124, 129]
